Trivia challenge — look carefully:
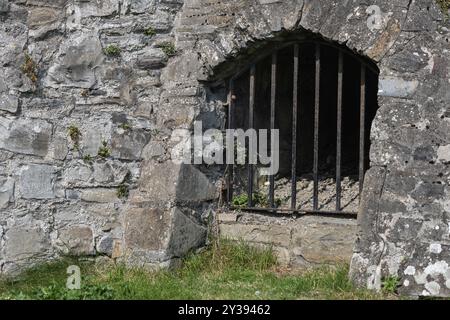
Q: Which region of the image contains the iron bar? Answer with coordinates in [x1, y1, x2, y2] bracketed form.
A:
[229, 206, 358, 219]
[313, 43, 321, 211]
[291, 44, 299, 209]
[270, 53, 277, 208]
[359, 64, 366, 196]
[336, 51, 343, 211]
[248, 65, 256, 207]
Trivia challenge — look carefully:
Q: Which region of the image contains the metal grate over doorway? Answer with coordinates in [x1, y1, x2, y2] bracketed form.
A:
[225, 40, 379, 219]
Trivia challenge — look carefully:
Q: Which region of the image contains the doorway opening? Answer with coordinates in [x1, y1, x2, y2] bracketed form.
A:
[226, 39, 379, 217]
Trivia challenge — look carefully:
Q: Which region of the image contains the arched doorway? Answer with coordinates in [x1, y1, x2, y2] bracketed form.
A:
[225, 39, 379, 217]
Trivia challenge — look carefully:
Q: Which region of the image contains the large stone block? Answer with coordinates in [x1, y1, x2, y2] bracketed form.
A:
[291, 216, 357, 264]
[167, 208, 206, 257]
[45, 31, 104, 89]
[136, 161, 216, 202]
[80, 188, 119, 203]
[19, 164, 56, 199]
[27, 7, 63, 39]
[0, 177, 14, 209]
[219, 223, 291, 247]
[0, 94, 19, 113]
[0, 117, 52, 157]
[129, 0, 156, 14]
[124, 207, 171, 251]
[111, 129, 151, 160]
[58, 225, 94, 256]
[3, 225, 49, 262]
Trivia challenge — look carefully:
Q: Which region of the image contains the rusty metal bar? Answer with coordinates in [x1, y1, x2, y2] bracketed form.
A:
[291, 44, 299, 210]
[248, 65, 256, 207]
[313, 43, 321, 211]
[269, 53, 277, 208]
[359, 64, 366, 196]
[336, 51, 343, 211]
[229, 206, 358, 219]
[227, 79, 235, 204]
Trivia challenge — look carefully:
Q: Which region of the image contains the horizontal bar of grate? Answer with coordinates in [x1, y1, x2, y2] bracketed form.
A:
[229, 206, 358, 219]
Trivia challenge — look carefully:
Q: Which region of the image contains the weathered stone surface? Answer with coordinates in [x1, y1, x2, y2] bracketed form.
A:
[62, 160, 130, 188]
[219, 213, 357, 266]
[129, 0, 156, 14]
[136, 161, 216, 202]
[291, 217, 356, 264]
[97, 235, 116, 257]
[45, 32, 105, 89]
[136, 49, 167, 69]
[58, 225, 94, 256]
[27, 7, 63, 39]
[141, 141, 165, 160]
[111, 128, 151, 160]
[0, 0, 10, 13]
[0, 95, 19, 113]
[378, 77, 419, 98]
[0, 177, 14, 209]
[19, 164, 56, 199]
[167, 208, 206, 257]
[3, 225, 49, 264]
[80, 188, 119, 203]
[124, 207, 171, 251]
[0, 118, 52, 157]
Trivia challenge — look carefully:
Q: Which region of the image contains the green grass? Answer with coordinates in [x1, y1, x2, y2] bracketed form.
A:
[0, 240, 393, 300]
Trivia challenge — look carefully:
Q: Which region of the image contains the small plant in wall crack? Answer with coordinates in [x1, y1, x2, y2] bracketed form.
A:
[21, 53, 38, 83]
[158, 42, 177, 57]
[68, 125, 81, 150]
[144, 27, 156, 37]
[119, 122, 132, 131]
[98, 140, 111, 158]
[83, 154, 93, 164]
[104, 44, 121, 57]
[117, 184, 129, 199]
[381, 275, 401, 294]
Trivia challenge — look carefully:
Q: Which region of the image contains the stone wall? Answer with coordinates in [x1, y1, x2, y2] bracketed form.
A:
[218, 213, 357, 267]
[0, 0, 449, 297]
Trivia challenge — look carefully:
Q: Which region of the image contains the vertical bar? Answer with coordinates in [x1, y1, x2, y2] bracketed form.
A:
[269, 53, 277, 208]
[313, 43, 321, 211]
[359, 64, 366, 196]
[227, 79, 234, 205]
[291, 44, 299, 210]
[248, 65, 256, 207]
[336, 51, 343, 211]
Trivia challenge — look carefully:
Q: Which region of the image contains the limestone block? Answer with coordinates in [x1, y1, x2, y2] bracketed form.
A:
[97, 235, 117, 257]
[45, 31, 105, 89]
[378, 77, 419, 98]
[58, 225, 94, 256]
[124, 207, 171, 251]
[136, 48, 167, 69]
[136, 161, 216, 202]
[0, 95, 19, 113]
[291, 216, 357, 264]
[19, 164, 56, 199]
[167, 208, 206, 257]
[129, 0, 156, 14]
[0, 177, 14, 209]
[80, 188, 119, 203]
[27, 7, 63, 39]
[4, 225, 49, 261]
[0, 117, 52, 157]
[111, 128, 151, 160]
[219, 223, 291, 247]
